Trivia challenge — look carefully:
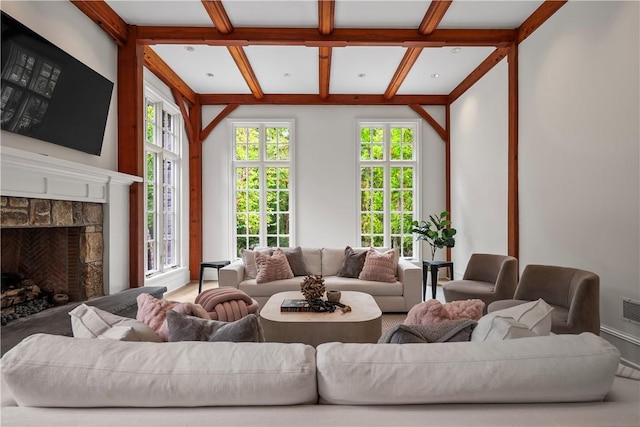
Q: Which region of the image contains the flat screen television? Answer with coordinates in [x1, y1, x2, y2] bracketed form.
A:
[1, 11, 114, 156]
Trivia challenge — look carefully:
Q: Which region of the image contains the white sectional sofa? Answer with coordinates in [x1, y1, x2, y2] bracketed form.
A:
[2, 332, 639, 427]
[219, 247, 422, 312]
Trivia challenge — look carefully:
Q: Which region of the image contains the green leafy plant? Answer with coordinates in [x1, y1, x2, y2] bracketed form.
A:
[412, 210, 457, 260]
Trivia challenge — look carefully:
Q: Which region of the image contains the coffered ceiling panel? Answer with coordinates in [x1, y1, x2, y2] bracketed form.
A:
[223, 0, 318, 27]
[334, 1, 431, 28]
[244, 46, 319, 93]
[439, 1, 544, 28]
[151, 45, 251, 94]
[330, 46, 407, 94]
[398, 46, 497, 95]
[106, 1, 213, 26]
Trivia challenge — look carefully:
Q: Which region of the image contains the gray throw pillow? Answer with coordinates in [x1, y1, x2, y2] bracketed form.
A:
[281, 246, 308, 276]
[337, 246, 367, 278]
[378, 319, 476, 344]
[166, 311, 265, 343]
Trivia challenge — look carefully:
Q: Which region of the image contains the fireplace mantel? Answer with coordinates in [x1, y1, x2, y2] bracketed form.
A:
[0, 146, 142, 295]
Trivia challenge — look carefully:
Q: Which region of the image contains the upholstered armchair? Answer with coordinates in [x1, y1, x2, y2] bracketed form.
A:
[443, 253, 519, 311]
[488, 264, 600, 335]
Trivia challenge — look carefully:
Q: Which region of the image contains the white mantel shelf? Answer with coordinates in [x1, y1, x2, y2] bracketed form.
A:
[0, 146, 141, 203]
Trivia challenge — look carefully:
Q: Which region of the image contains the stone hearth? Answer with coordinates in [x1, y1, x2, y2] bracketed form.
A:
[1, 196, 104, 300]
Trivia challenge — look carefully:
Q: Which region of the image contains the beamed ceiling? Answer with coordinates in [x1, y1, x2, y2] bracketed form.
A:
[68, 0, 566, 285]
[72, 0, 566, 107]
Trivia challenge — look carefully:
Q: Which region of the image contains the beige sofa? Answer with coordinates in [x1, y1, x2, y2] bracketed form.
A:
[219, 247, 422, 312]
[2, 332, 638, 427]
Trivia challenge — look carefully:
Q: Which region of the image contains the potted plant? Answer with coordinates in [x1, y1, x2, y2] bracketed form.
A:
[412, 210, 457, 260]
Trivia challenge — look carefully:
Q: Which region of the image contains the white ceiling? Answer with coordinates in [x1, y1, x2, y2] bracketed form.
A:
[105, 0, 545, 97]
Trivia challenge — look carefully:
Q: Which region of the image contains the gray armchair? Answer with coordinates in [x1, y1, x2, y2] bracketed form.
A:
[443, 253, 518, 311]
[488, 264, 600, 335]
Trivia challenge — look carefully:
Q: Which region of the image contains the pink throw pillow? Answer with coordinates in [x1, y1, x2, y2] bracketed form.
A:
[136, 294, 210, 341]
[404, 299, 450, 324]
[255, 248, 294, 284]
[358, 248, 397, 283]
[405, 299, 485, 325]
[445, 299, 485, 321]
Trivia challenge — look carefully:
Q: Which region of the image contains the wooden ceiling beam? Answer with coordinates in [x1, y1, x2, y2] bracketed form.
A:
[71, 0, 129, 46]
[199, 93, 447, 105]
[418, 0, 453, 35]
[172, 89, 195, 144]
[319, 46, 332, 100]
[384, 1, 451, 100]
[201, 0, 233, 33]
[143, 46, 198, 106]
[448, 46, 509, 103]
[318, 0, 335, 99]
[318, 0, 335, 35]
[517, 0, 567, 44]
[136, 27, 515, 47]
[384, 47, 423, 99]
[201, 1, 264, 100]
[227, 46, 264, 99]
[409, 105, 447, 141]
[201, 104, 239, 141]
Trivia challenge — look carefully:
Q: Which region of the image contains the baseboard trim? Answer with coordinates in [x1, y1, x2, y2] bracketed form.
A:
[600, 325, 640, 370]
[601, 325, 640, 347]
[619, 358, 640, 371]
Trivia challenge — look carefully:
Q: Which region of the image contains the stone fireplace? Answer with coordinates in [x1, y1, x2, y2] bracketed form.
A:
[1, 197, 104, 300]
[0, 145, 142, 298]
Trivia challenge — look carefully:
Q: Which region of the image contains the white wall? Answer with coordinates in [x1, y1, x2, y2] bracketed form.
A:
[450, 60, 509, 277]
[0, 1, 118, 170]
[200, 104, 446, 278]
[450, 1, 639, 364]
[518, 1, 639, 359]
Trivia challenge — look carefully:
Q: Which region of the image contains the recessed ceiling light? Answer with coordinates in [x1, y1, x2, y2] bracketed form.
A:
[206, 72, 214, 77]
[431, 73, 440, 79]
[450, 47, 462, 54]
[358, 73, 366, 78]
[185, 46, 195, 52]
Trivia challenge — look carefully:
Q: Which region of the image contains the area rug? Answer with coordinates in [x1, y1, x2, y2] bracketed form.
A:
[381, 314, 406, 335]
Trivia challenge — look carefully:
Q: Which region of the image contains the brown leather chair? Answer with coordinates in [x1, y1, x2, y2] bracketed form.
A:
[443, 253, 518, 311]
[488, 264, 600, 335]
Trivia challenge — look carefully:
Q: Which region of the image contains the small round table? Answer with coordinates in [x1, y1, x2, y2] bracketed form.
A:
[199, 261, 231, 293]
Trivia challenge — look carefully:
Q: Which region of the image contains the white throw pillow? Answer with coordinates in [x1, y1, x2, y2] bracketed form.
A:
[69, 304, 161, 342]
[471, 315, 539, 342]
[473, 299, 554, 340]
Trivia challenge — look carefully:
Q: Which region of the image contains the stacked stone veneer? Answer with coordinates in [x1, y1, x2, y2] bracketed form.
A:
[1, 196, 104, 300]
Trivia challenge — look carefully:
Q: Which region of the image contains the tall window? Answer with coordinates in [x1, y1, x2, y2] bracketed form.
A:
[232, 121, 294, 257]
[144, 87, 182, 277]
[358, 121, 419, 258]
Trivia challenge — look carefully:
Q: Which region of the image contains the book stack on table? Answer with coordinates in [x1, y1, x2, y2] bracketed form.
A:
[280, 299, 312, 312]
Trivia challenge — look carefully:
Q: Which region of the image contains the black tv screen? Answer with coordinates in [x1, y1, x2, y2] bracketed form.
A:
[1, 11, 113, 156]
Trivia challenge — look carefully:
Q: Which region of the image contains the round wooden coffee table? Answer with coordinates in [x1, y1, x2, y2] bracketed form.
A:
[259, 291, 382, 346]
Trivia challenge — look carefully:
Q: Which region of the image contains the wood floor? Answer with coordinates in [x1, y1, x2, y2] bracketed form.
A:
[164, 280, 218, 303]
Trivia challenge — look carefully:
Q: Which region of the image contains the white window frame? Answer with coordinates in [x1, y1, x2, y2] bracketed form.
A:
[229, 119, 296, 258]
[143, 85, 183, 278]
[356, 119, 421, 259]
